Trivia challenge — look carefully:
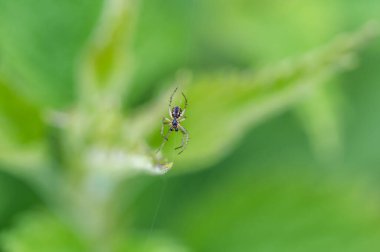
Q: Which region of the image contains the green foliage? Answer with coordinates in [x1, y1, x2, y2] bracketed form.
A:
[170, 170, 380, 251]
[0, 0, 380, 251]
[143, 23, 378, 171]
[0, 0, 103, 107]
[1, 212, 88, 252]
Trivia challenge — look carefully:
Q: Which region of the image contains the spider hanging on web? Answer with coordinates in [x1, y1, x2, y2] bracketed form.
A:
[157, 87, 189, 154]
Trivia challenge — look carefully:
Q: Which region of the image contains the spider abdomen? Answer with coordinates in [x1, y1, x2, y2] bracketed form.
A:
[172, 106, 182, 118]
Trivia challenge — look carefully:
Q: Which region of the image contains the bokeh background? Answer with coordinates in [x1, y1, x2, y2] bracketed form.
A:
[0, 0, 380, 251]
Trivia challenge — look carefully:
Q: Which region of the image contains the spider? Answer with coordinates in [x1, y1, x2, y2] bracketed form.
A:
[158, 87, 189, 154]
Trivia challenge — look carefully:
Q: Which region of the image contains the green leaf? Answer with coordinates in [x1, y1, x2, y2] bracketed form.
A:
[0, 78, 44, 143]
[125, 0, 194, 108]
[133, 22, 379, 172]
[296, 83, 345, 163]
[169, 169, 380, 251]
[195, 0, 339, 63]
[115, 232, 190, 252]
[0, 78, 46, 174]
[0, 173, 41, 228]
[0, 0, 103, 107]
[0, 210, 189, 252]
[78, 0, 137, 109]
[1, 211, 88, 252]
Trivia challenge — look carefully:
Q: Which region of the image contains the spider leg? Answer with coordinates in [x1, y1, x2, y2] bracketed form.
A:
[169, 107, 173, 119]
[181, 92, 188, 110]
[161, 117, 171, 137]
[157, 128, 172, 153]
[169, 87, 178, 109]
[168, 87, 178, 118]
[174, 125, 189, 154]
[180, 109, 186, 117]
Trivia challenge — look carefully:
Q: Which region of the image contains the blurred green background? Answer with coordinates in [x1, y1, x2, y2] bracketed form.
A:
[0, 0, 380, 251]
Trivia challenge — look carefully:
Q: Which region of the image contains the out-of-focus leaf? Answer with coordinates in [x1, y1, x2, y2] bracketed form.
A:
[78, 0, 137, 109]
[0, 210, 188, 252]
[196, 0, 339, 64]
[129, 101, 380, 251]
[0, 0, 103, 107]
[51, 0, 171, 182]
[132, 23, 378, 172]
[0, 172, 41, 228]
[343, 46, 380, 171]
[116, 232, 190, 252]
[0, 78, 46, 175]
[0, 78, 44, 142]
[296, 83, 345, 163]
[1, 211, 88, 252]
[125, 0, 194, 108]
[167, 169, 380, 251]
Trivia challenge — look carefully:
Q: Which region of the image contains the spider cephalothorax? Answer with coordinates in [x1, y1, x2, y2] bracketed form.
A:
[158, 87, 189, 154]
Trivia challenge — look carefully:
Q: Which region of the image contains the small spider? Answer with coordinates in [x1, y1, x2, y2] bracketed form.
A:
[158, 87, 189, 154]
